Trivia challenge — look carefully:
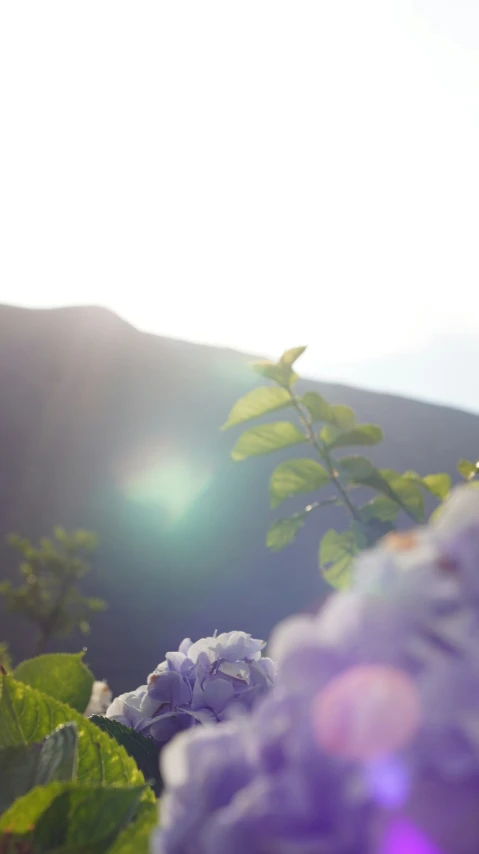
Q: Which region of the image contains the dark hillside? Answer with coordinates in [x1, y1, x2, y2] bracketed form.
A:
[1, 304, 478, 692]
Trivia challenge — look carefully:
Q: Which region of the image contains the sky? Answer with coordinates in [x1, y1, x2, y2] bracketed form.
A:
[1, 1, 478, 402]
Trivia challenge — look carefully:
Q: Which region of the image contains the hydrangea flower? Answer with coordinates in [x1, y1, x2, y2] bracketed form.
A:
[106, 631, 275, 747]
[153, 486, 479, 854]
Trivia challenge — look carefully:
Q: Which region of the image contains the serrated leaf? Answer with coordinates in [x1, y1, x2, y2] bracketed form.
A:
[269, 459, 330, 509]
[331, 404, 356, 430]
[0, 783, 143, 851]
[279, 346, 307, 367]
[0, 673, 146, 788]
[231, 422, 306, 461]
[0, 724, 78, 814]
[266, 515, 306, 552]
[90, 716, 161, 793]
[0, 781, 66, 833]
[14, 652, 94, 713]
[458, 459, 478, 481]
[251, 360, 298, 388]
[221, 386, 292, 430]
[34, 785, 143, 851]
[319, 529, 360, 589]
[301, 391, 333, 423]
[337, 455, 375, 481]
[321, 424, 383, 449]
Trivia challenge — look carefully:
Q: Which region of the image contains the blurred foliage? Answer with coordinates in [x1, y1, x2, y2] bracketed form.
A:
[0, 641, 12, 672]
[457, 458, 479, 482]
[223, 346, 462, 589]
[0, 528, 106, 655]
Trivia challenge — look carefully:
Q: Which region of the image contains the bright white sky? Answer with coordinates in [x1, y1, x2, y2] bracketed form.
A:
[1, 1, 478, 373]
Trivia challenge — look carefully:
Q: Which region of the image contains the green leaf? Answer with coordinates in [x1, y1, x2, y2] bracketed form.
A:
[231, 422, 306, 461]
[360, 495, 400, 523]
[301, 391, 333, 423]
[319, 529, 362, 589]
[320, 423, 383, 449]
[14, 652, 94, 713]
[404, 471, 451, 500]
[330, 405, 356, 430]
[337, 455, 375, 481]
[279, 346, 307, 367]
[458, 459, 478, 481]
[0, 783, 144, 851]
[269, 459, 330, 509]
[34, 785, 144, 851]
[0, 781, 66, 833]
[266, 514, 306, 552]
[251, 360, 298, 388]
[221, 386, 292, 430]
[379, 470, 425, 522]
[0, 724, 78, 814]
[0, 673, 147, 788]
[90, 716, 160, 793]
[107, 799, 158, 854]
[349, 466, 425, 523]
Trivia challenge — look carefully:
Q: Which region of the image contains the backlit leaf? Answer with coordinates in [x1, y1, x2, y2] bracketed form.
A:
[379, 470, 425, 522]
[321, 424, 383, 449]
[457, 459, 478, 481]
[331, 405, 356, 430]
[319, 529, 361, 589]
[0, 673, 146, 788]
[231, 422, 306, 461]
[337, 456, 375, 481]
[266, 515, 306, 552]
[404, 471, 451, 500]
[14, 652, 94, 713]
[221, 386, 292, 430]
[251, 360, 298, 388]
[269, 459, 330, 509]
[301, 392, 333, 423]
[280, 346, 307, 367]
[360, 496, 400, 523]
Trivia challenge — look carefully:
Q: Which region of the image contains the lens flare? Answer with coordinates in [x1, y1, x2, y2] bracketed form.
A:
[312, 665, 421, 761]
[115, 439, 212, 524]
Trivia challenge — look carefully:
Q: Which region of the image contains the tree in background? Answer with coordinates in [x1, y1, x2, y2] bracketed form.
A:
[0, 527, 106, 655]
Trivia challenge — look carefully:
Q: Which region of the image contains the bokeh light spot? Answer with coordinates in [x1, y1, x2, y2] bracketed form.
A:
[312, 665, 421, 761]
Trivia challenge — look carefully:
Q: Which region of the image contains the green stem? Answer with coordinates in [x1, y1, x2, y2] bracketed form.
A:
[288, 389, 366, 530]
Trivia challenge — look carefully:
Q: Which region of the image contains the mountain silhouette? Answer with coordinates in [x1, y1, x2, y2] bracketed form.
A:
[1, 304, 478, 693]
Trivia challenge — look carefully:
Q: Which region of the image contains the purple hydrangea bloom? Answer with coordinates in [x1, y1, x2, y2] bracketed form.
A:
[106, 631, 275, 747]
[152, 714, 369, 854]
[153, 486, 479, 854]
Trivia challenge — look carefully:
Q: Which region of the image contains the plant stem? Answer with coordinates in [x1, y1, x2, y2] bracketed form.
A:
[288, 389, 366, 530]
[34, 571, 72, 657]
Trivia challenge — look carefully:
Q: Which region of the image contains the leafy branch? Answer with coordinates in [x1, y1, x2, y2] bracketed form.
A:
[223, 346, 453, 589]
